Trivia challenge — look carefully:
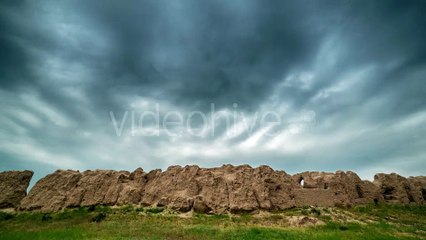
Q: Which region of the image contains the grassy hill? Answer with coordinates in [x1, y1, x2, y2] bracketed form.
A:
[1, 204, 425, 239]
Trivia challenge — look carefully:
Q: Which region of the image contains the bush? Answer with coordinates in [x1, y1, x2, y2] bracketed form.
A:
[92, 212, 107, 223]
[135, 207, 145, 212]
[310, 208, 321, 216]
[87, 205, 96, 212]
[41, 213, 52, 221]
[0, 212, 15, 221]
[146, 207, 164, 214]
[339, 225, 349, 231]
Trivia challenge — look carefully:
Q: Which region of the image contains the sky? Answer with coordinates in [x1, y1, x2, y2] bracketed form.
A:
[1, 0, 426, 185]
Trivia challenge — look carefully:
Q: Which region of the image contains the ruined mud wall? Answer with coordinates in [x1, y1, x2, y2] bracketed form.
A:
[374, 173, 426, 204]
[0, 170, 33, 208]
[292, 171, 384, 207]
[1, 166, 425, 213]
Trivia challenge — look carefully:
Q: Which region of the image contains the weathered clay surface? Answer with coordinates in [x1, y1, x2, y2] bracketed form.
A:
[292, 171, 383, 207]
[142, 165, 296, 213]
[20, 169, 146, 211]
[407, 176, 426, 204]
[20, 170, 81, 211]
[0, 170, 33, 209]
[374, 173, 426, 204]
[13, 166, 426, 213]
[19, 165, 298, 212]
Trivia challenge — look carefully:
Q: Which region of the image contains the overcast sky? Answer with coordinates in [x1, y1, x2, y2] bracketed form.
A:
[1, 0, 426, 184]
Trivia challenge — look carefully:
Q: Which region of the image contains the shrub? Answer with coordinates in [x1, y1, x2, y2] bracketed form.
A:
[310, 208, 321, 216]
[41, 213, 52, 221]
[87, 205, 96, 212]
[146, 207, 164, 214]
[92, 212, 107, 223]
[339, 225, 349, 231]
[0, 212, 15, 221]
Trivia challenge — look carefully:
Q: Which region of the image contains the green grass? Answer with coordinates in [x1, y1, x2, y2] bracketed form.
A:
[0, 204, 425, 239]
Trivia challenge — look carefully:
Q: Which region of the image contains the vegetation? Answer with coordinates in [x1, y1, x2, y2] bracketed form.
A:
[0, 204, 425, 239]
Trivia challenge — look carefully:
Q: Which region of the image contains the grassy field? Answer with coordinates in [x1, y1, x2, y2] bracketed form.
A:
[0, 204, 425, 239]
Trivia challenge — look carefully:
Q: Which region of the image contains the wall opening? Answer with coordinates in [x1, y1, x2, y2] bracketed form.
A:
[383, 186, 395, 200]
[422, 189, 426, 201]
[356, 185, 364, 198]
[299, 177, 304, 188]
[404, 185, 415, 203]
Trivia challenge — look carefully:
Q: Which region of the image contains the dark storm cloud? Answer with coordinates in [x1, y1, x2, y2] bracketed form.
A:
[0, 2, 35, 88]
[2, 0, 424, 113]
[71, 0, 327, 111]
[325, 0, 426, 117]
[5, 1, 328, 109]
[273, 0, 426, 118]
